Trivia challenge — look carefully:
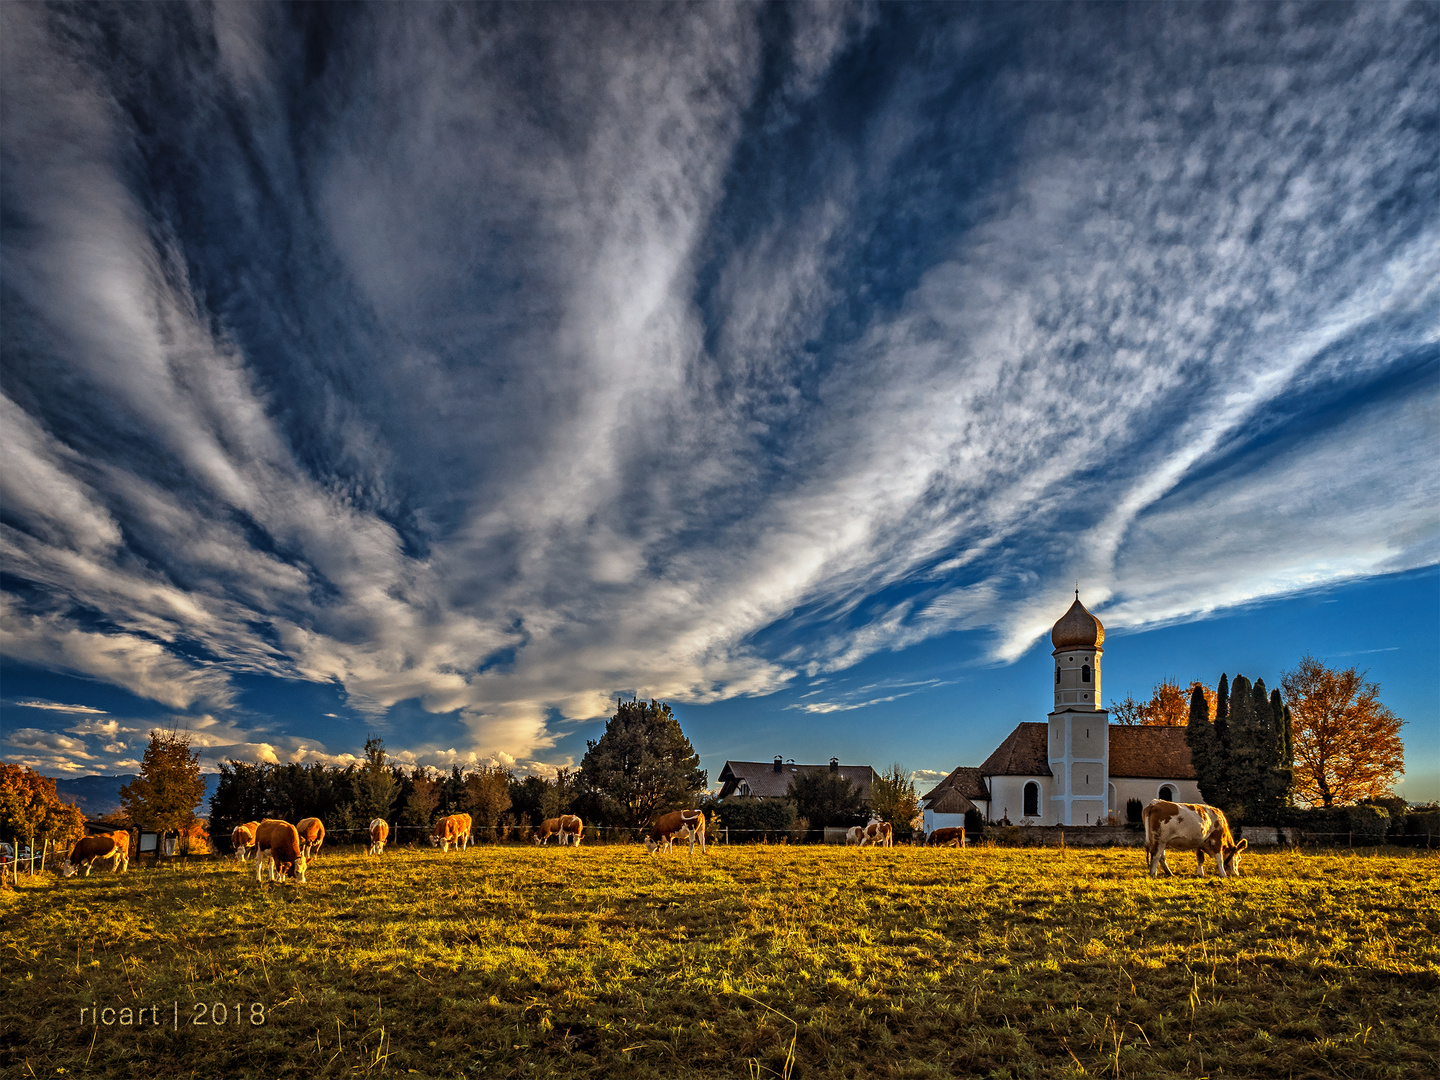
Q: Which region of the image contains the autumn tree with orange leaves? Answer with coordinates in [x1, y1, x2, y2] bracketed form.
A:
[1112, 680, 1214, 726]
[1281, 654, 1405, 808]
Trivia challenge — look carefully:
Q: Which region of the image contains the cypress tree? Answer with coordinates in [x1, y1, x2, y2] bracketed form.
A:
[1226, 675, 1255, 820]
[1185, 682, 1225, 804]
[1271, 689, 1295, 814]
[1214, 674, 1230, 758]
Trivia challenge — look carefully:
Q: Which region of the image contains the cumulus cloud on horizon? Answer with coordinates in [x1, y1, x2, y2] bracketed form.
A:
[1, 3, 1435, 772]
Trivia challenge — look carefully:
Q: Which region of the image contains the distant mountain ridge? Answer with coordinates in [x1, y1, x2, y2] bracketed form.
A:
[53, 774, 219, 819]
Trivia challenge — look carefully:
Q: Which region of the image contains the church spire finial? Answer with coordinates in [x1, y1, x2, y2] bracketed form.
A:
[1074, 581, 1079, 600]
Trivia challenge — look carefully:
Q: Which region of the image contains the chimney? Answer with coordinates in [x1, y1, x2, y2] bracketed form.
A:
[773, 756, 783, 773]
[830, 756, 839, 772]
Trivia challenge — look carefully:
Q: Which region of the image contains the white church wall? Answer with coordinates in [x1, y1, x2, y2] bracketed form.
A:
[1110, 777, 1202, 812]
[923, 810, 967, 834]
[988, 775, 1057, 825]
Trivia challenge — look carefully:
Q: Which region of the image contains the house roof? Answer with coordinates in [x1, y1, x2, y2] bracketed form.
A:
[977, 723, 1053, 777]
[1109, 725, 1196, 779]
[920, 765, 991, 805]
[926, 787, 977, 814]
[717, 760, 879, 800]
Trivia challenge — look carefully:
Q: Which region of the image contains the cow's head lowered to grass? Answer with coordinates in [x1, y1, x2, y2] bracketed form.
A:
[1142, 800, 1248, 879]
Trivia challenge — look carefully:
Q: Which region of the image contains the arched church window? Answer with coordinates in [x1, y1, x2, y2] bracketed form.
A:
[1159, 785, 1174, 802]
[1056, 668, 1061, 684]
[1082, 664, 1091, 683]
[1023, 782, 1039, 818]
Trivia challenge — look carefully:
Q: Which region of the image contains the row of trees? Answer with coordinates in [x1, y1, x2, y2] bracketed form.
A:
[1186, 673, 1294, 824]
[207, 699, 923, 846]
[1117, 655, 1405, 813]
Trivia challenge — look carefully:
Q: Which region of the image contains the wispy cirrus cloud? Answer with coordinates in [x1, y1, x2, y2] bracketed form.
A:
[1, 3, 1434, 771]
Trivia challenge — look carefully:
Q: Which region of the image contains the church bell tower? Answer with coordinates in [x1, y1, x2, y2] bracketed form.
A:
[1047, 591, 1110, 825]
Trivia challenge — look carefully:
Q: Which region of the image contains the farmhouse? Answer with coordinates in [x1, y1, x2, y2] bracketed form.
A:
[921, 592, 1201, 831]
[717, 757, 880, 803]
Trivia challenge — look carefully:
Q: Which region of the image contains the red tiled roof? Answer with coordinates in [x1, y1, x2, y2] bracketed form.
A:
[977, 723, 1053, 777]
[1109, 725, 1196, 779]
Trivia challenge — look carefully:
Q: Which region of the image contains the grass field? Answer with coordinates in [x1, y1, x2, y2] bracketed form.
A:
[3, 843, 1437, 1079]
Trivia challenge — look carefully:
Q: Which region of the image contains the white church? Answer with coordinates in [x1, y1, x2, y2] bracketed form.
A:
[921, 592, 1202, 829]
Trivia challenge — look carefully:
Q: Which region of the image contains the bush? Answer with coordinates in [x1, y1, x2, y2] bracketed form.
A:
[713, 797, 796, 843]
[1289, 804, 1390, 845]
[1359, 795, 1408, 837]
[1403, 804, 1440, 846]
[964, 808, 985, 838]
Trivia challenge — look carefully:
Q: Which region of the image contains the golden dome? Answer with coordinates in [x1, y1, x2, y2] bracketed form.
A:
[1051, 592, 1104, 651]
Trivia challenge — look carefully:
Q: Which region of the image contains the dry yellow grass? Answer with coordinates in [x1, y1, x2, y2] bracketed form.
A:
[3, 843, 1437, 1078]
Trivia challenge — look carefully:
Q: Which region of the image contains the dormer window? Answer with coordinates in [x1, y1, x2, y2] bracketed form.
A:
[1082, 664, 1091, 683]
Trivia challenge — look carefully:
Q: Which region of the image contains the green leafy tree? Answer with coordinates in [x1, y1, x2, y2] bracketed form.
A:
[539, 767, 579, 821]
[399, 768, 441, 830]
[577, 699, 706, 828]
[353, 737, 398, 824]
[209, 761, 271, 846]
[870, 763, 921, 838]
[440, 765, 467, 816]
[464, 765, 513, 831]
[120, 731, 205, 850]
[786, 770, 866, 829]
[508, 774, 551, 826]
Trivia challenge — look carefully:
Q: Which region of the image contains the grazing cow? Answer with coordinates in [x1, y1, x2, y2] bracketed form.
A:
[857, 820, 893, 848]
[254, 819, 308, 884]
[232, 821, 259, 862]
[60, 835, 127, 878]
[103, 829, 132, 864]
[926, 826, 966, 848]
[430, 814, 470, 852]
[1142, 799, 1248, 880]
[534, 815, 584, 847]
[295, 817, 326, 861]
[644, 810, 706, 855]
[369, 819, 389, 856]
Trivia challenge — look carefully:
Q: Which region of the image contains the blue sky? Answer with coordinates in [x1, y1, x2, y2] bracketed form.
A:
[2, 4, 1436, 799]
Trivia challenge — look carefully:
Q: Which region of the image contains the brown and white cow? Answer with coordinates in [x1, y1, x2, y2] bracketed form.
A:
[1142, 799, 1248, 879]
[854, 820, 893, 848]
[232, 821, 260, 862]
[926, 826, 966, 848]
[644, 810, 706, 854]
[60, 835, 128, 878]
[369, 819, 389, 856]
[254, 819, 308, 884]
[430, 813, 470, 852]
[295, 817, 325, 861]
[534, 815, 584, 847]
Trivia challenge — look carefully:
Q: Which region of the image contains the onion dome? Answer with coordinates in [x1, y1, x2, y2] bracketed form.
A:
[1051, 591, 1104, 650]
